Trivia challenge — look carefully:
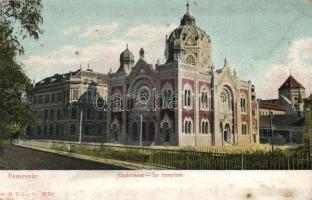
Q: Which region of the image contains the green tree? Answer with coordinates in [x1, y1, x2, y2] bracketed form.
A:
[0, 0, 43, 139]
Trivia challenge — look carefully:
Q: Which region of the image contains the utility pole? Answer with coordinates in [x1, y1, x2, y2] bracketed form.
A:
[269, 111, 274, 152]
[140, 114, 142, 147]
[79, 110, 83, 144]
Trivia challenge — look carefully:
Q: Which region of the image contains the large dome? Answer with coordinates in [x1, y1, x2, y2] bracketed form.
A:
[165, 4, 212, 67]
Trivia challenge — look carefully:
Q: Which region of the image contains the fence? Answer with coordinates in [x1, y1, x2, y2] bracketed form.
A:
[15, 139, 312, 170]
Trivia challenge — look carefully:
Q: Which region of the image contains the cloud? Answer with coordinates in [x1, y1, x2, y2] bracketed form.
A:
[257, 37, 312, 99]
[79, 23, 119, 38]
[22, 23, 178, 82]
[63, 23, 119, 38]
[127, 24, 176, 39]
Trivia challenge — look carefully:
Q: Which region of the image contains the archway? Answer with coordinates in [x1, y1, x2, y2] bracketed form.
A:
[224, 123, 231, 143]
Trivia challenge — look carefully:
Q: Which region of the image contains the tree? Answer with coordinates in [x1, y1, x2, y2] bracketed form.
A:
[0, 0, 43, 139]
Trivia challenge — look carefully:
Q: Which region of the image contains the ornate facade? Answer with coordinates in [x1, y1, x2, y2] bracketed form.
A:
[107, 5, 259, 146]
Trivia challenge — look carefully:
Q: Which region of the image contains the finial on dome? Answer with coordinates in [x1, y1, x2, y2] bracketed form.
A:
[224, 58, 228, 67]
[126, 43, 128, 50]
[186, 1, 190, 13]
[139, 48, 145, 59]
[109, 67, 112, 73]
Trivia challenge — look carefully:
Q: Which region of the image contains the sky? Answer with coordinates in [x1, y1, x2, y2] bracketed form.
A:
[18, 0, 312, 99]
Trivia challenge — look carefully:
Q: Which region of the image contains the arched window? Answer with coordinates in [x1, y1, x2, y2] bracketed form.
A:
[187, 90, 191, 106]
[148, 121, 155, 141]
[187, 121, 192, 133]
[85, 125, 90, 135]
[138, 86, 150, 103]
[184, 118, 193, 134]
[201, 121, 205, 134]
[162, 83, 173, 109]
[37, 127, 42, 135]
[241, 96, 246, 112]
[200, 89, 209, 109]
[201, 120, 209, 134]
[142, 122, 147, 141]
[220, 87, 232, 112]
[49, 124, 53, 135]
[242, 124, 248, 135]
[111, 94, 122, 111]
[205, 122, 209, 134]
[132, 122, 138, 140]
[184, 90, 187, 107]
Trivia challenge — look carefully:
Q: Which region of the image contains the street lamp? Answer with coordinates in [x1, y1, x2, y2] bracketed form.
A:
[269, 111, 274, 152]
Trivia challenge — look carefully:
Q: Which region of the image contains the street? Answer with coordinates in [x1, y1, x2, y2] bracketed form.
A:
[0, 145, 126, 170]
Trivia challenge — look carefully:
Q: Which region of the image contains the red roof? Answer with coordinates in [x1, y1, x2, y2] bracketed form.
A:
[259, 102, 285, 111]
[279, 75, 304, 90]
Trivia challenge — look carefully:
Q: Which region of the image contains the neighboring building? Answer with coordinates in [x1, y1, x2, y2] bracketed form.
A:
[304, 95, 312, 154]
[259, 114, 304, 145]
[259, 102, 286, 116]
[261, 75, 305, 115]
[259, 75, 306, 145]
[28, 68, 108, 143]
[107, 4, 259, 147]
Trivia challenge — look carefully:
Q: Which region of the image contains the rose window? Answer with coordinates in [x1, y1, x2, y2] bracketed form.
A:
[186, 55, 196, 65]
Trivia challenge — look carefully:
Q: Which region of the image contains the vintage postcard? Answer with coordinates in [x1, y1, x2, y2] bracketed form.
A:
[0, 0, 312, 199]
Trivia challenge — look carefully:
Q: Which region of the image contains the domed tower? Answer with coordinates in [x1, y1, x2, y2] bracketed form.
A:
[165, 2, 212, 70]
[117, 44, 134, 74]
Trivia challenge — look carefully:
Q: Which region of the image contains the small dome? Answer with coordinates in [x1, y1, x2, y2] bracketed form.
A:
[180, 12, 196, 26]
[120, 45, 134, 63]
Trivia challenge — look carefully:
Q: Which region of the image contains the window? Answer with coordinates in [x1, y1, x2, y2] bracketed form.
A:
[242, 124, 248, 135]
[51, 94, 55, 103]
[38, 96, 43, 104]
[57, 109, 61, 120]
[201, 120, 209, 134]
[184, 120, 192, 134]
[98, 126, 102, 135]
[87, 89, 93, 101]
[201, 90, 208, 109]
[37, 127, 42, 135]
[87, 108, 91, 120]
[132, 122, 138, 140]
[33, 96, 37, 104]
[241, 97, 246, 112]
[149, 121, 155, 141]
[57, 93, 62, 102]
[44, 95, 50, 104]
[71, 107, 78, 119]
[252, 109, 256, 117]
[99, 112, 103, 120]
[44, 125, 47, 135]
[184, 89, 192, 107]
[138, 87, 150, 103]
[55, 125, 60, 135]
[70, 124, 76, 135]
[111, 94, 122, 111]
[220, 88, 231, 112]
[186, 54, 196, 65]
[50, 109, 54, 120]
[49, 124, 54, 135]
[72, 89, 79, 101]
[85, 125, 90, 135]
[44, 110, 48, 120]
[163, 89, 173, 108]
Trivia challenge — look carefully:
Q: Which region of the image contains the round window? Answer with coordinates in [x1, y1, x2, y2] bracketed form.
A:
[138, 86, 150, 102]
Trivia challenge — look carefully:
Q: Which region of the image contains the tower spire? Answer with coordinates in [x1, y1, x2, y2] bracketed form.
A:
[186, 1, 190, 13]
